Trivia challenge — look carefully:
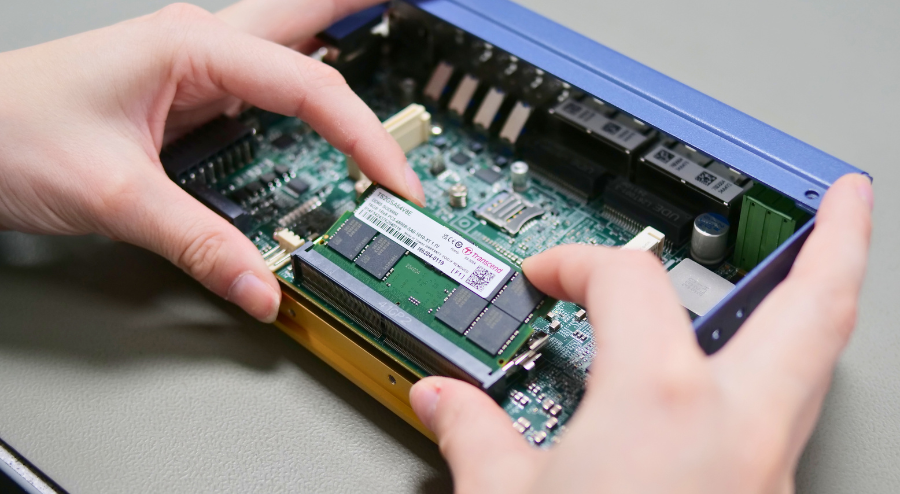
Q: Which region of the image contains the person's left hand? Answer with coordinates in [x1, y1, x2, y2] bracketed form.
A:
[0, 0, 423, 322]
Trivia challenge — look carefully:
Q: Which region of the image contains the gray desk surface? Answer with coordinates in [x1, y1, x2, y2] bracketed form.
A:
[1, 1, 898, 492]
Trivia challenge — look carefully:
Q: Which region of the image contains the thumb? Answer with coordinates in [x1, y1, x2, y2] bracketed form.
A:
[103, 172, 281, 322]
[410, 377, 541, 494]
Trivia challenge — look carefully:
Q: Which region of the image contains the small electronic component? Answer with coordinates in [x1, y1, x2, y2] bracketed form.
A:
[448, 183, 468, 208]
[499, 101, 532, 144]
[512, 417, 531, 434]
[622, 226, 666, 259]
[355, 234, 407, 279]
[274, 228, 305, 252]
[160, 116, 256, 185]
[274, 164, 290, 176]
[430, 156, 446, 176]
[245, 181, 264, 195]
[271, 134, 296, 149]
[467, 306, 520, 355]
[259, 172, 277, 186]
[510, 161, 529, 192]
[286, 178, 310, 196]
[327, 216, 377, 260]
[469, 142, 484, 154]
[544, 417, 559, 430]
[424, 61, 455, 101]
[691, 213, 730, 265]
[574, 309, 587, 321]
[532, 431, 548, 445]
[473, 167, 503, 185]
[262, 245, 292, 272]
[541, 398, 555, 411]
[668, 258, 735, 318]
[604, 178, 694, 246]
[346, 104, 432, 180]
[493, 273, 545, 322]
[448, 74, 480, 116]
[733, 184, 807, 271]
[548, 404, 562, 416]
[473, 87, 506, 131]
[185, 184, 253, 233]
[548, 320, 561, 332]
[476, 192, 545, 235]
[436, 286, 488, 333]
[450, 152, 471, 166]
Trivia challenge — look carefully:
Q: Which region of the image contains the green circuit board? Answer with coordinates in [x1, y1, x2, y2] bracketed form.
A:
[185, 71, 744, 446]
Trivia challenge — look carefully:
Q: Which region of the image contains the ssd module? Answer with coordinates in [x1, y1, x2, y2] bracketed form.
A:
[292, 186, 554, 396]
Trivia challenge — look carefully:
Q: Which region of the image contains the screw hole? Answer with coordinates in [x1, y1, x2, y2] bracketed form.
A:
[388, 375, 397, 385]
[288, 308, 296, 317]
[805, 190, 820, 200]
[736, 308, 744, 319]
[711, 329, 721, 341]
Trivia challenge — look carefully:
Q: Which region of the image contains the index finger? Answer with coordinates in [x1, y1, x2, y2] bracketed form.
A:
[161, 7, 424, 205]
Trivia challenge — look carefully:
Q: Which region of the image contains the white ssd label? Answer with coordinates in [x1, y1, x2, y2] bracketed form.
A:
[644, 145, 743, 204]
[355, 188, 511, 299]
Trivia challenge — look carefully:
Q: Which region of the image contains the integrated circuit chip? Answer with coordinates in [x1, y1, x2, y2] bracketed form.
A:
[474, 167, 502, 185]
[271, 134, 296, 149]
[286, 178, 310, 195]
[436, 286, 488, 333]
[355, 234, 407, 279]
[328, 216, 377, 260]
[492, 273, 545, 322]
[467, 306, 520, 355]
[451, 153, 471, 166]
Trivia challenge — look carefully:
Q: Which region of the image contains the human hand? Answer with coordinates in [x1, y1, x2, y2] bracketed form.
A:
[0, 0, 424, 322]
[410, 174, 873, 493]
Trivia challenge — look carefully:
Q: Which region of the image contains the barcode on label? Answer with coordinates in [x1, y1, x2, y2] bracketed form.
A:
[363, 213, 418, 249]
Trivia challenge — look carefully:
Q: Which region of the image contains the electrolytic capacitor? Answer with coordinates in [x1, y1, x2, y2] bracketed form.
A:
[448, 183, 468, 208]
[510, 161, 529, 191]
[690, 213, 730, 265]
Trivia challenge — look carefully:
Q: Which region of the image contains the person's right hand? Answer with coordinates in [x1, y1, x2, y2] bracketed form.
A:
[0, 1, 424, 323]
[411, 173, 873, 493]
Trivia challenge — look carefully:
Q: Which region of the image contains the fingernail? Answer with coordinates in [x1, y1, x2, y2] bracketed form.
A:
[228, 272, 280, 323]
[857, 175, 874, 211]
[405, 166, 426, 207]
[410, 381, 440, 431]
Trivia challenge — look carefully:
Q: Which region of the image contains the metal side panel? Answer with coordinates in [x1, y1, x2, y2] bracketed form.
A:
[403, 0, 865, 209]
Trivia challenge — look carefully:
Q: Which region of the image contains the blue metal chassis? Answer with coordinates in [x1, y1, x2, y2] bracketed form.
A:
[403, 0, 865, 353]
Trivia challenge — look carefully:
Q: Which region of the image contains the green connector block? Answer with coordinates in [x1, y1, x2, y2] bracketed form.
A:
[733, 184, 808, 271]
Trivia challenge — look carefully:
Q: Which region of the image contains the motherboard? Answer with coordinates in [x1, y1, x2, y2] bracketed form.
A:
[159, 2, 808, 446]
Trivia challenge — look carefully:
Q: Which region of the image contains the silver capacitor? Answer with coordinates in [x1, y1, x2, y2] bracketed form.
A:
[690, 213, 730, 265]
[448, 183, 468, 208]
[510, 161, 529, 191]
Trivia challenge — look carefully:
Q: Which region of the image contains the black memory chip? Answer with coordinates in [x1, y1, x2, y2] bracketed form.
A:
[450, 152, 471, 166]
[271, 134, 296, 149]
[355, 234, 407, 279]
[474, 167, 502, 185]
[436, 286, 488, 333]
[328, 216, 377, 260]
[467, 306, 520, 355]
[492, 273, 545, 322]
[286, 178, 310, 195]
